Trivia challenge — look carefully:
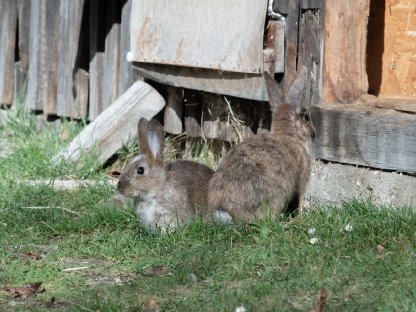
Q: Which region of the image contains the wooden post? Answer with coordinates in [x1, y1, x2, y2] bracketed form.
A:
[184, 91, 203, 137]
[164, 87, 183, 134]
[322, 0, 370, 104]
[0, 0, 17, 106]
[25, 0, 60, 114]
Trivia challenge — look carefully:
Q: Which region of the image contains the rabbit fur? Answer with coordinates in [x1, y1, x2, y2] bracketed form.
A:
[208, 68, 315, 223]
[118, 118, 214, 233]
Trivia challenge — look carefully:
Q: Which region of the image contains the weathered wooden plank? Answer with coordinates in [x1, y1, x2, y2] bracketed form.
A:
[135, 64, 269, 101]
[164, 87, 183, 134]
[88, 0, 105, 120]
[129, 0, 268, 74]
[16, 0, 30, 72]
[119, 0, 139, 94]
[0, 0, 17, 106]
[312, 104, 416, 174]
[13, 0, 31, 103]
[282, 0, 300, 91]
[25, 0, 60, 113]
[53, 81, 166, 165]
[56, 0, 87, 118]
[273, 0, 289, 14]
[103, 0, 121, 112]
[322, 0, 370, 104]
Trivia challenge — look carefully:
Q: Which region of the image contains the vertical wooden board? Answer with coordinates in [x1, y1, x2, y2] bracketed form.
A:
[56, 0, 87, 119]
[282, 0, 300, 94]
[25, 0, 60, 113]
[89, 0, 105, 120]
[13, 0, 31, 102]
[164, 87, 183, 134]
[103, 0, 121, 112]
[322, 0, 370, 104]
[0, 0, 17, 106]
[16, 0, 31, 72]
[379, 0, 416, 98]
[119, 0, 138, 95]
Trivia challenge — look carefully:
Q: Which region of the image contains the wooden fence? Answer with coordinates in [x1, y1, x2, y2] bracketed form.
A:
[0, 0, 137, 121]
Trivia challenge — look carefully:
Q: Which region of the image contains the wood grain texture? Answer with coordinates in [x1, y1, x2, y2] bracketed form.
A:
[119, 0, 138, 94]
[103, 0, 121, 112]
[89, 0, 105, 120]
[56, 0, 87, 118]
[53, 81, 166, 165]
[379, 0, 416, 97]
[135, 64, 269, 101]
[0, 0, 17, 106]
[322, 0, 370, 104]
[312, 104, 416, 174]
[25, 0, 60, 113]
[130, 0, 268, 73]
[164, 87, 183, 134]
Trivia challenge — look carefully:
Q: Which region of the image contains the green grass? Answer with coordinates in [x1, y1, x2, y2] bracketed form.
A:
[1, 108, 416, 311]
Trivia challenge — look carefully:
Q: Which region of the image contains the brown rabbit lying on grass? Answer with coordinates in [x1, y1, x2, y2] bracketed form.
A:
[208, 68, 315, 223]
[118, 118, 214, 233]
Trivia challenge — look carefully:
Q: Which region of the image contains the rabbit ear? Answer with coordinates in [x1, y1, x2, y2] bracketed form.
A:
[138, 118, 152, 157]
[146, 120, 164, 163]
[285, 66, 307, 113]
[264, 71, 283, 112]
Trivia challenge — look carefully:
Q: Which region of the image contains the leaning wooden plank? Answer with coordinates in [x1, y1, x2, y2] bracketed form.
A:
[56, 0, 87, 118]
[312, 104, 416, 174]
[25, 0, 60, 114]
[0, 0, 17, 106]
[53, 81, 166, 165]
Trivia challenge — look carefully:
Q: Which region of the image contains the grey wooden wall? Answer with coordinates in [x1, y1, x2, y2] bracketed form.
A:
[0, 0, 137, 121]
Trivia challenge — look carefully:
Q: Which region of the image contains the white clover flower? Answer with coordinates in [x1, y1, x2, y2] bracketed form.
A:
[344, 223, 353, 232]
[308, 228, 316, 235]
[309, 237, 319, 245]
[235, 305, 247, 312]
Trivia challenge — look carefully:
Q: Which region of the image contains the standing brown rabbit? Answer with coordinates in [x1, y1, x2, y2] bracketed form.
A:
[118, 118, 214, 233]
[208, 68, 315, 223]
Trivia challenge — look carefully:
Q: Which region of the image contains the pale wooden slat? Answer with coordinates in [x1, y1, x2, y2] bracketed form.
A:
[56, 0, 87, 119]
[88, 0, 105, 120]
[164, 87, 183, 134]
[25, 0, 60, 114]
[0, 0, 17, 106]
[119, 0, 139, 94]
[53, 81, 166, 165]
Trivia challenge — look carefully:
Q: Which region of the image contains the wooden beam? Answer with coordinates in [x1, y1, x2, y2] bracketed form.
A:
[53, 81, 166, 165]
[25, 0, 60, 114]
[312, 104, 416, 174]
[322, 0, 370, 104]
[0, 0, 17, 106]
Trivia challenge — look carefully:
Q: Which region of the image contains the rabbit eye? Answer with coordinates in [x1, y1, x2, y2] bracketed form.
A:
[303, 112, 310, 122]
[137, 167, 144, 175]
